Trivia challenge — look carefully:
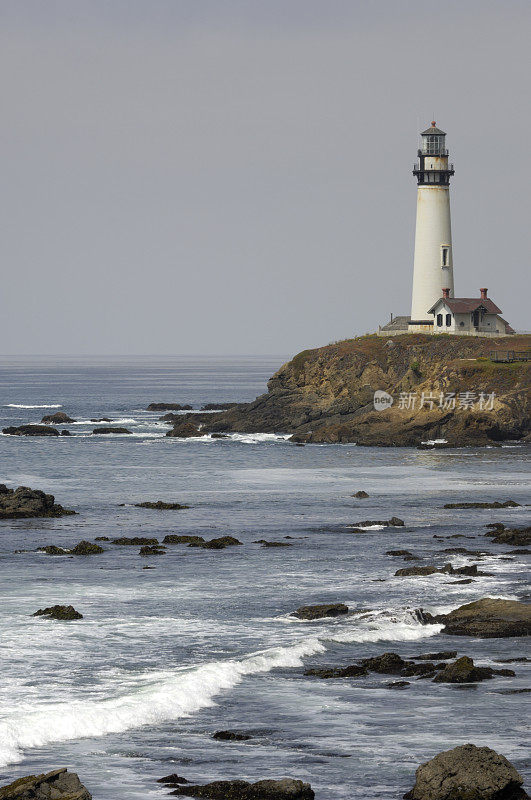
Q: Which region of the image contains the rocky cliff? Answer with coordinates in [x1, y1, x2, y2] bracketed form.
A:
[173, 334, 530, 446]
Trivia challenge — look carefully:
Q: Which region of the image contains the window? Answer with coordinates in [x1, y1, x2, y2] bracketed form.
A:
[459, 321, 464, 327]
[441, 246, 449, 267]
[422, 135, 445, 155]
[446, 314, 452, 327]
[436, 314, 443, 326]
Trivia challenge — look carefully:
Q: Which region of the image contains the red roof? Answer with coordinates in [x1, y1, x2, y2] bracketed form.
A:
[428, 297, 502, 314]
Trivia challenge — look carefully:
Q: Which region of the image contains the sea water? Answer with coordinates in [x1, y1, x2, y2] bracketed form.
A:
[0, 356, 529, 798]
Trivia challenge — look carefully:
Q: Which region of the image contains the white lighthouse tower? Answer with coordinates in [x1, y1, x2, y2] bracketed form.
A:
[409, 122, 455, 331]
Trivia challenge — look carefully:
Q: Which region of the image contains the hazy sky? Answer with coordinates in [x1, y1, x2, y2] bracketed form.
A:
[1, 0, 529, 355]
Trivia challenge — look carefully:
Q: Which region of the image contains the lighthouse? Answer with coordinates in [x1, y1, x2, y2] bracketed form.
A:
[409, 122, 455, 331]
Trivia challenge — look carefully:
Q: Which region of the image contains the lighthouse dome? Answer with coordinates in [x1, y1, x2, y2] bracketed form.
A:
[421, 122, 446, 136]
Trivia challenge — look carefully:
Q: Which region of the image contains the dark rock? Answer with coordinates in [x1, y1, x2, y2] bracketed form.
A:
[166, 421, 204, 438]
[349, 517, 404, 530]
[70, 541, 105, 555]
[210, 433, 229, 439]
[201, 403, 239, 411]
[0, 768, 91, 799]
[90, 417, 112, 422]
[163, 535, 205, 545]
[95, 536, 110, 541]
[395, 565, 440, 577]
[494, 657, 531, 663]
[92, 427, 132, 434]
[2, 424, 60, 436]
[37, 545, 69, 555]
[443, 500, 520, 509]
[261, 541, 292, 547]
[169, 778, 314, 799]
[508, 548, 530, 554]
[190, 536, 243, 549]
[304, 665, 368, 678]
[486, 527, 531, 547]
[147, 403, 193, 411]
[352, 490, 369, 498]
[291, 603, 349, 620]
[386, 550, 417, 557]
[449, 578, 475, 584]
[41, 412, 76, 424]
[402, 662, 437, 677]
[60, 429, 71, 436]
[387, 680, 410, 689]
[213, 730, 252, 741]
[434, 598, 531, 638]
[441, 547, 488, 555]
[432, 656, 516, 683]
[33, 605, 83, 620]
[112, 537, 159, 546]
[0, 485, 75, 519]
[486, 522, 506, 531]
[157, 774, 189, 784]
[135, 501, 190, 510]
[139, 545, 166, 556]
[411, 651, 458, 661]
[360, 652, 406, 674]
[403, 743, 527, 800]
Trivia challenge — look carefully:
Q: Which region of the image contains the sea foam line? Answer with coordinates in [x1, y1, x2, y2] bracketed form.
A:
[5, 404, 62, 409]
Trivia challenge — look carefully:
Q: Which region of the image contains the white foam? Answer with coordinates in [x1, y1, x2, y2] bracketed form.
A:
[5, 404, 62, 409]
[0, 609, 440, 768]
[347, 524, 386, 531]
[0, 637, 324, 768]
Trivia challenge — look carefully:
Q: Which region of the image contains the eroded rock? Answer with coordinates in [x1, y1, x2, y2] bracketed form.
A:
[291, 603, 349, 620]
[403, 743, 527, 800]
[0, 485, 75, 519]
[0, 768, 91, 799]
[33, 605, 83, 620]
[434, 598, 531, 638]
[169, 778, 314, 799]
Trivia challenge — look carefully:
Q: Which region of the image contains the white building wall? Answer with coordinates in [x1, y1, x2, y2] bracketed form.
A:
[410, 186, 454, 321]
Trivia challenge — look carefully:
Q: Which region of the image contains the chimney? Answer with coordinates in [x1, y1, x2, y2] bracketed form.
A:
[480, 288, 488, 299]
[442, 287, 450, 299]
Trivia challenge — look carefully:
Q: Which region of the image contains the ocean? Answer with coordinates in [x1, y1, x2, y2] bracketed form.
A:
[0, 355, 529, 799]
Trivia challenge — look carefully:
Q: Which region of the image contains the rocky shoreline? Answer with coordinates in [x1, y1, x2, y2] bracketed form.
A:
[160, 334, 530, 447]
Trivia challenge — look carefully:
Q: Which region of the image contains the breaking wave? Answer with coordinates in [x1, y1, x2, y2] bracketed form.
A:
[5, 404, 62, 409]
[0, 611, 440, 768]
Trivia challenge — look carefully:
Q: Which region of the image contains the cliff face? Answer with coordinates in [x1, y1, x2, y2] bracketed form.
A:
[199, 334, 530, 446]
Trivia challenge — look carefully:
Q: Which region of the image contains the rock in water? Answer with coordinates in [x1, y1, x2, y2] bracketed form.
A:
[169, 778, 314, 799]
[70, 541, 105, 555]
[403, 743, 528, 799]
[134, 501, 190, 509]
[212, 730, 252, 741]
[41, 411, 76, 424]
[163, 535, 205, 545]
[147, 403, 193, 411]
[435, 598, 531, 638]
[291, 603, 349, 620]
[353, 490, 370, 498]
[166, 420, 205, 438]
[0, 768, 91, 799]
[0, 485, 75, 519]
[33, 605, 83, 620]
[432, 656, 515, 683]
[2, 425, 60, 436]
[92, 427, 132, 434]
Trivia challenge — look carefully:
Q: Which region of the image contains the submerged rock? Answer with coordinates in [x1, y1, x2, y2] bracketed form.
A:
[37, 545, 69, 555]
[157, 774, 189, 785]
[261, 541, 292, 548]
[352, 490, 370, 498]
[411, 651, 457, 661]
[41, 411, 76, 424]
[92, 427, 132, 434]
[395, 565, 440, 577]
[360, 652, 406, 674]
[2, 424, 60, 436]
[350, 517, 405, 529]
[486, 526, 530, 547]
[135, 500, 190, 510]
[169, 778, 314, 799]
[443, 500, 520, 509]
[112, 537, 159, 546]
[403, 743, 528, 800]
[163, 534, 205, 545]
[147, 403, 193, 411]
[0, 768, 91, 799]
[291, 603, 349, 620]
[33, 605, 83, 620]
[434, 598, 531, 638]
[0, 485, 75, 519]
[90, 417, 112, 422]
[213, 730, 252, 741]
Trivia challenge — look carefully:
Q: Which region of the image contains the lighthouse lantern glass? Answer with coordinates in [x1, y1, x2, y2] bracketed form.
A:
[422, 134, 445, 155]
